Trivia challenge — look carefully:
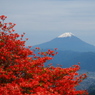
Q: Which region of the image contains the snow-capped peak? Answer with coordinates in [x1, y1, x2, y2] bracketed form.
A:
[58, 32, 74, 38]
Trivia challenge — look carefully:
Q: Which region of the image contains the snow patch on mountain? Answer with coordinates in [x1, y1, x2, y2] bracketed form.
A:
[58, 32, 74, 38]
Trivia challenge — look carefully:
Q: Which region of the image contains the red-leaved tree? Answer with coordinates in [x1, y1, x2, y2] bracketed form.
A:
[0, 15, 88, 95]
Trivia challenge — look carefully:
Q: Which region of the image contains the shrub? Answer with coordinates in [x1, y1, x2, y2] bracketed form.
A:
[0, 15, 88, 95]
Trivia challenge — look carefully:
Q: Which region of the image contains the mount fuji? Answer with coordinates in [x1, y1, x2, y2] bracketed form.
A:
[33, 32, 95, 52]
[31, 33, 95, 71]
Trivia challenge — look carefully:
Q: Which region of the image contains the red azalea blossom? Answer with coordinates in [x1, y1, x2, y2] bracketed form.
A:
[0, 15, 88, 95]
[0, 15, 7, 20]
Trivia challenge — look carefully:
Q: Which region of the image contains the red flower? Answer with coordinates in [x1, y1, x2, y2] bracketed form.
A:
[0, 15, 88, 95]
[0, 15, 7, 20]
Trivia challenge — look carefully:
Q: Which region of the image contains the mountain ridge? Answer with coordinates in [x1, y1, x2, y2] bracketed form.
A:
[33, 33, 95, 52]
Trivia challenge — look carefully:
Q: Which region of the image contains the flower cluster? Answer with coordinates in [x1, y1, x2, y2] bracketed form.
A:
[0, 15, 88, 95]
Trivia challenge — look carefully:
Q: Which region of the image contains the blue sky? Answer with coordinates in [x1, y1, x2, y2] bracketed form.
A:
[1, 0, 95, 46]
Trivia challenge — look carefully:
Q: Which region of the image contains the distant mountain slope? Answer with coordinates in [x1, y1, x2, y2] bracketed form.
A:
[33, 33, 95, 52]
[47, 50, 95, 71]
